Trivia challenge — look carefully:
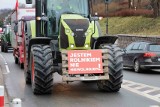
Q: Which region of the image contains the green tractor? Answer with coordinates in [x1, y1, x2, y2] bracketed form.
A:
[24, 0, 123, 94]
[1, 25, 11, 53]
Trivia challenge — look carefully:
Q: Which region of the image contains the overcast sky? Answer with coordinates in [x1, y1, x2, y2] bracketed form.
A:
[0, 0, 25, 9]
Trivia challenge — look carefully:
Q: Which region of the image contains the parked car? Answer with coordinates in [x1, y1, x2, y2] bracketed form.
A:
[123, 41, 160, 73]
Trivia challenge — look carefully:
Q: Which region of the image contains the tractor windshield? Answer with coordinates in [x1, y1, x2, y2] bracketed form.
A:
[47, 0, 89, 17]
[47, 0, 89, 36]
[4, 26, 11, 35]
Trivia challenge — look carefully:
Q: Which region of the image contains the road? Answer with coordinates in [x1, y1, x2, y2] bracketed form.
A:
[0, 51, 160, 107]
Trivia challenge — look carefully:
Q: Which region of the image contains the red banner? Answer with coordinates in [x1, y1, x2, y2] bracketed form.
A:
[68, 50, 103, 74]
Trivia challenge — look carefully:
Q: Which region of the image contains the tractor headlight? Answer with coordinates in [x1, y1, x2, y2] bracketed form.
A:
[65, 29, 70, 33]
[70, 44, 74, 48]
[88, 29, 92, 33]
[36, 17, 41, 20]
[85, 29, 92, 36]
[85, 44, 89, 48]
[85, 32, 88, 36]
[71, 33, 74, 36]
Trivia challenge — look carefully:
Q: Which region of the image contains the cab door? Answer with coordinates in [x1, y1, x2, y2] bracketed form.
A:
[123, 43, 134, 67]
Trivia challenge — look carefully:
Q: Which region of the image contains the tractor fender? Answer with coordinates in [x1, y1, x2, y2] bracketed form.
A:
[93, 36, 118, 49]
[28, 37, 52, 63]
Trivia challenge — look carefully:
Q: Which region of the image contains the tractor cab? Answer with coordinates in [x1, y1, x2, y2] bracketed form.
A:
[3, 25, 11, 35]
[2, 25, 11, 43]
[46, 0, 101, 50]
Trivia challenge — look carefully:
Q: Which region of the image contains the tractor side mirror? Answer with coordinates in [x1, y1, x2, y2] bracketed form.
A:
[90, 12, 103, 21]
[14, 25, 18, 34]
[90, 16, 103, 21]
[26, 0, 32, 4]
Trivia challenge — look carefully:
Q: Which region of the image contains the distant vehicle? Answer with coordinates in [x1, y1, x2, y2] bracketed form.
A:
[10, 1, 35, 69]
[0, 31, 4, 45]
[123, 41, 160, 73]
[1, 25, 11, 52]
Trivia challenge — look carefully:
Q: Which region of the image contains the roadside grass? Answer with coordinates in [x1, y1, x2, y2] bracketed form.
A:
[99, 16, 160, 36]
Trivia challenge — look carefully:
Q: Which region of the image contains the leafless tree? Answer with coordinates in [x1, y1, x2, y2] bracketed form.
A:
[150, 0, 160, 17]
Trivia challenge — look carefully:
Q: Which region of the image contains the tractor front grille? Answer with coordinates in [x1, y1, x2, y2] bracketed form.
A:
[64, 19, 89, 47]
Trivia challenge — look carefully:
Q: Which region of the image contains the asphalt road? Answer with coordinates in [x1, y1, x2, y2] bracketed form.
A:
[0, 50, 160, 107]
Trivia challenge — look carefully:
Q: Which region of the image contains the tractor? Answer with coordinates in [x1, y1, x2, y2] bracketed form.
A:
[23, 0, 123, 94]
[1, 25, 11, 53]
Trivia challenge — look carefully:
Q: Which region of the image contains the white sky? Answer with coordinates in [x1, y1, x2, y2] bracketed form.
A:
[0, 0, 26, 9]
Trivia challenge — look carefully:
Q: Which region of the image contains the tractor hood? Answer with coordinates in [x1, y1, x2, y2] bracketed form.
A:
[60, 14, 91, 49]
[59, 14, 99, 50]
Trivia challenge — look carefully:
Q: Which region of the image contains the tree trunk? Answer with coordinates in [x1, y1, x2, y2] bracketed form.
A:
[128, 0, 131, 8]
[137, 0, 141, 9]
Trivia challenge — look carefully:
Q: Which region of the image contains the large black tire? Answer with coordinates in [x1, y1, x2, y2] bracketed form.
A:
[1, 40, 4, 52]
[30, 45, 54, 94]
[97, 45, 123, 92]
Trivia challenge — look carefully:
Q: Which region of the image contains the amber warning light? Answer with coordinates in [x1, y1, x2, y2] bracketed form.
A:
[68, 50, 103, 74]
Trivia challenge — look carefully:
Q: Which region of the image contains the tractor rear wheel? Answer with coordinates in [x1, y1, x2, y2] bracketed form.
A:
[1, 40, 4, 52]
[97, 45, 123, 92]
[30, 45, 54, 94]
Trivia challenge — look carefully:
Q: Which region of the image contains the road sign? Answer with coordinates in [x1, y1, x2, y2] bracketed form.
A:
[68, 50, 103, 74]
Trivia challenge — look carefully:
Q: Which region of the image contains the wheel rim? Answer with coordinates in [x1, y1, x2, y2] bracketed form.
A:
[134, 60, 139, 72]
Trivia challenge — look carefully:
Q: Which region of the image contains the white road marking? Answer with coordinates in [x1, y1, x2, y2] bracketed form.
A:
[122, 80, 160, 103]
[144, 89, 160, 94]
[125, 83, 136, 87]
[154, 94, 160, 98]
[0, 54, 10, 74]
[134, 86, 146, 90]
[150, 105, 160, 107]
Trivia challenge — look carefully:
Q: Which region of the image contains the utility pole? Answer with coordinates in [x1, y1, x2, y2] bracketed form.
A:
[105, 0, 111, 34]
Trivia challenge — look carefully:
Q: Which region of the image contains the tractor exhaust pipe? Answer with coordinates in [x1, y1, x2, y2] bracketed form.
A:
[36, 0, 42, 36]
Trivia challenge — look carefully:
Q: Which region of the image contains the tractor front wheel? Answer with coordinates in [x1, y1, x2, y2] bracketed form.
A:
[30, 45, 54, 94]
[97, 45, 123, 92]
